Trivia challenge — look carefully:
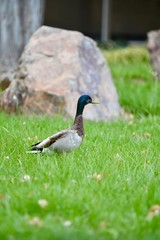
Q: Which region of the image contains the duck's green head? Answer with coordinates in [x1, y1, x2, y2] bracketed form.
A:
[76, 95, 99, 116]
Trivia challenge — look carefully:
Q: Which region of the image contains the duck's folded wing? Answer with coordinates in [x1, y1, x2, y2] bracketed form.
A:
[30, 129, 68, 151]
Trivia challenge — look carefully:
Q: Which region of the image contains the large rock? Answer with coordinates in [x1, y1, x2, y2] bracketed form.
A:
[0, 26, 120, 120]
[147, 29, 160, 78]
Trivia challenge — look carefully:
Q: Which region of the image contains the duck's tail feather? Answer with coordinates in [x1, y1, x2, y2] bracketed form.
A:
[26, 144, 43, 154]
[26, 150, 42, 154]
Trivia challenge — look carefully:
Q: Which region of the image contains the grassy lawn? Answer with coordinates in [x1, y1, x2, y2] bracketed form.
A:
[0, 45, 160, 240]
[104, 46, 160, 116]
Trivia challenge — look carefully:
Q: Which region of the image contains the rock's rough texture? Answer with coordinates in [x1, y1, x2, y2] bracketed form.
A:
[0, 26, 120, 120]
[147, 29, 160, 78]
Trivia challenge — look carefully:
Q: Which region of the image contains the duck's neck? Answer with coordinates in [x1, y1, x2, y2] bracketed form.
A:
[72, 114, 84, 137]
[76, 101, 85, 116]
[72, 101, 85, 137]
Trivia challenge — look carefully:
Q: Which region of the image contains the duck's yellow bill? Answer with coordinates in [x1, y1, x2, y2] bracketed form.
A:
[92, 100, 100, 104]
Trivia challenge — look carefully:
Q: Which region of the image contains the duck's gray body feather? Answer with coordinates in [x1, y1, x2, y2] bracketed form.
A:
[32, 129, 83, 153]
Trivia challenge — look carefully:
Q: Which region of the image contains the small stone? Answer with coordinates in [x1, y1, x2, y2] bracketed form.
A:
[96, 174, 102, 181]
[23, 175, 31, 182]
[38, 199, 48, 208]
[63, 220, 72, 227]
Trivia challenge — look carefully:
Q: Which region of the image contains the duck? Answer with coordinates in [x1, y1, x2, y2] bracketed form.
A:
[28, 95, 99, 153]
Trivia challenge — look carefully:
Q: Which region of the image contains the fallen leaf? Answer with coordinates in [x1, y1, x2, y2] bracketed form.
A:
[99, 220, 108, 229]
[28, 216, 43, 227]
[144, 133, 151, 138]
[132, 132, 141, 139]
[0, 194, 6, 200]
[146, 205, 160, 220]
[87, 173, 103, 182]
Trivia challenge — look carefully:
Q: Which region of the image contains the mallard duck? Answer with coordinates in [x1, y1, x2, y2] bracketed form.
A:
[28, 95, 99, 153]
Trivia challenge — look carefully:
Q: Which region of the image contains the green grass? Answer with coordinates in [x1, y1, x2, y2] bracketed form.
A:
[0, 45, 160, 239]
[0, 114, 160, 240]
[103, 46, 160, 116]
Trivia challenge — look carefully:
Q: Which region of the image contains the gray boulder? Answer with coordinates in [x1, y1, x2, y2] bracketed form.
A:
[0, 26, 120, 120]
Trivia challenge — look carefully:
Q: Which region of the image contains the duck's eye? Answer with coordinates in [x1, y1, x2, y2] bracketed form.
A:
[86, 98, 92, 104]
